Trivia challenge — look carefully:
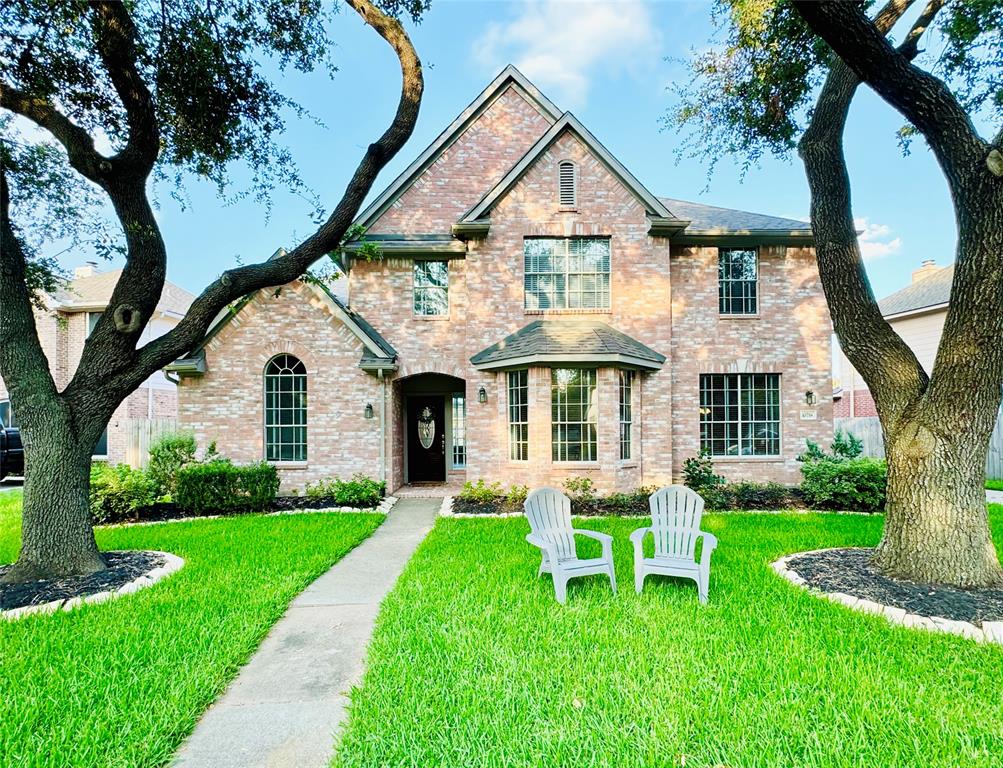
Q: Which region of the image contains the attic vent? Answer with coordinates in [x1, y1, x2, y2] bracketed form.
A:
[559, 161, 576, 207]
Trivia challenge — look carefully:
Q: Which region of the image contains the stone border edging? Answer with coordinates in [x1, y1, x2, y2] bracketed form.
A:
[772, 548, 1003, 645]
[1, 551, 185, 622]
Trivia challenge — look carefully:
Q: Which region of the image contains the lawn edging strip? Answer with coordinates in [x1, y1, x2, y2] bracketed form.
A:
[1, 551, 184, 621]
[772, 549, 1003, 644]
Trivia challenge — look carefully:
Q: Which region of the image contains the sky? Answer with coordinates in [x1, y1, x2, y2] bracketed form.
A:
[44, 0, 961, 301]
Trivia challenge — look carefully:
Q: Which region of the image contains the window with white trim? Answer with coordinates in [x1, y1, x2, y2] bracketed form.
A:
[718, 248, 758, 315]
[413, 260, 449, 316]
[264, 354, 307, 462]
[508, 370, 529, 461]
[86, 312, 101, 337]
[619, 370, 634, 461]
[559, 160, 576, 207]
[552, 369, 597, 462]
[699, 373, 780, 456]
[524, 237, 611, 310]
[451, 394, 466, 468]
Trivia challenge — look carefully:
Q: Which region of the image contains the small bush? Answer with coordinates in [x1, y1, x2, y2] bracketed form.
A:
[505, 484, 528, 506]
[175, 460, 279, 515]
[457, 479, 504, 504]
[147, 432, 198, 498]
[304, 475, 385, 507]
[800, 457, 886, 513]
[562, 477, 596, 503]
[682, 450, 724, 492]
[89, 463, 158, 524]
[798, 430, 864, 463]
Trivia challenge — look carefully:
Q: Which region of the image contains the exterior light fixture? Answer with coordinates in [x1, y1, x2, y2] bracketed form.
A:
[364, 402, 374, 420]
[805, 390, 817, 407]
[478, 386, 488, 404]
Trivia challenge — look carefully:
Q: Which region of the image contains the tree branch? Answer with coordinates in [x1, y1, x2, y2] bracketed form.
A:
[793, 0, 987, 187]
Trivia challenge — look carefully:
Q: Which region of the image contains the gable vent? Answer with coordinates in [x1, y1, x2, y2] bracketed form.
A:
[559, 161, 576, 207]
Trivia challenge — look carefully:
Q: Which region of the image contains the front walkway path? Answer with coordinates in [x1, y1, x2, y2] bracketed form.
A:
[172, 498, 440, 768]
[989, 489, 1003, 506]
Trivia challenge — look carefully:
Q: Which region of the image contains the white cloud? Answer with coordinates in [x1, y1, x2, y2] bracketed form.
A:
[472, 0, 661, 109]
[855, 217, 902, 262]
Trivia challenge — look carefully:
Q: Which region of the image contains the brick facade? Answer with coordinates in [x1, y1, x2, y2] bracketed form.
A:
[177, 72, 833, 492]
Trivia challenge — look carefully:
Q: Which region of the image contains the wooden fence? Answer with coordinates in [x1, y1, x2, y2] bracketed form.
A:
[124, 418, 177, 468]
[835, 409, 1003, 480]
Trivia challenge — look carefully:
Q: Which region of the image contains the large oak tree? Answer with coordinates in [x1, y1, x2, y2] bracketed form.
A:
[675, 0, 1003, 586]
[0, 0, 425, 582]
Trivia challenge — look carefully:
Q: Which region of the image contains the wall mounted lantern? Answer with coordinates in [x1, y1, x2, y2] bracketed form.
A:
[364, 402, 374, 420]
[478, 386, 488, 404]
[804, 390, 817, 407]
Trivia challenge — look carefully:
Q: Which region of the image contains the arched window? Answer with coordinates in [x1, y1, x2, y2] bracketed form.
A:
[264, 354, 307, 462]
[558, 160, 577, 207]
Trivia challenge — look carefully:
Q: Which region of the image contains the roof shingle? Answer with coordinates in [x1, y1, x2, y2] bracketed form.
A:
[658, 198, 811, 232]
[879, 264, 953, 317]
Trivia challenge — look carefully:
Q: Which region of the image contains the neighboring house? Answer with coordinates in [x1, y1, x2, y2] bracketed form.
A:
[0, 264, 194, 467]
[170, 66, 833, 492]
[835, 260, 951, 418]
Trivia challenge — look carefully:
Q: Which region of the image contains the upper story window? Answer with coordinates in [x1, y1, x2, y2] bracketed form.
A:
[525, 237, 611, 311]
[719, 248, 758, 315]
[699, 373, 780, 457]
[552, 368, 597, 462]
[264, 354, 307, 462]
[558, 160, 577, 207]
[86, 312, 101, 337]
[413, 260, 449, 317]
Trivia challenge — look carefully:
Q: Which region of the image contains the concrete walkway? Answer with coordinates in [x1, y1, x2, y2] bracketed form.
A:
[172, 498, 440, 768]
[989, 489, 1003, 506]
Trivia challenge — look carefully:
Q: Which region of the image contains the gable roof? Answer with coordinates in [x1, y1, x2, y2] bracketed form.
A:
[470, 320, 666, 371]
[460, 113, 679, 229]
[53, 268, 194, 316]
[879, 264, 954, 318]
[658, 198, 811, 233]
[353, 65, 561, 231]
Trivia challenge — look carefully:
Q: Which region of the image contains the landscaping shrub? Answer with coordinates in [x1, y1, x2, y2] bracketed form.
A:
[175, 460, 280, 515]
[303, 475, 385, 507]
[457, 479, 504, 504]
[89, 463, 159, 523]
[682, 450, 724, 492]
[147, 431, 198, 498]
[562, 476, 597, 503]
[800, 457, 887, 513]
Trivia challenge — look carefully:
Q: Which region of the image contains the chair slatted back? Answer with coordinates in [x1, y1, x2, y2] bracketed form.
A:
[650, 485, 704, 560]
[524, 488, 577, 561]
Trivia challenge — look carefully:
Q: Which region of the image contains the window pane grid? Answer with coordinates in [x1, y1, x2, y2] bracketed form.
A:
[413, 261, 449, 316]
[525, 238, 610, 310]
[552, 369, 597, 462]
[699, 373, 779, 457]
[719, 248, 758, 315]
[264, 354, 307, 462]
[619, 370, 634, 461]
[451, 394, 466, 468]
[507, 370, 529, 461]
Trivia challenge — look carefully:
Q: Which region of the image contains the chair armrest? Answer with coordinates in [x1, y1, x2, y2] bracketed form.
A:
[697, 531, 718, 564]
[574, 529, 612, 545]
[629, 527, 652, 546]
[526, 533, 559, 559]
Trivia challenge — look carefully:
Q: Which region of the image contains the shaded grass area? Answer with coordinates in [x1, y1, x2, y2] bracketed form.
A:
[0, 491, 382, 768]
[335, 506, 1003, 768]
[988, 479, 1003, 492]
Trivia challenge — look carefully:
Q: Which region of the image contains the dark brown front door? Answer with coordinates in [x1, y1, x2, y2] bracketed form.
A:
[407, 395, 445, 482]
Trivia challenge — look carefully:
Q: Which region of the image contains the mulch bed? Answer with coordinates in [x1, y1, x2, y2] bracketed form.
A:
[788, 548, 1003, 626]
[0, 551, 167, 612]
[99, 495, 379, 525]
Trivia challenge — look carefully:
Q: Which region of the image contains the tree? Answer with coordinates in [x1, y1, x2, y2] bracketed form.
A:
[673, 0, 1003, 586]
[0, 0, 426, 583]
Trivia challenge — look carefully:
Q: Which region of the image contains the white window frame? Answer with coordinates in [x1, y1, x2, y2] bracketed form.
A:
[507, 370, 529, 462]
[718, 248, 759, 316]
[551, 368, 598, 463]
[264, 354, 308, 463]
[451, 394, 466, 469]
[413, 260, 449, 317]
[619, 370, 634, 461]
[699, 373, 781, 457]
[524, 237, 611, 311]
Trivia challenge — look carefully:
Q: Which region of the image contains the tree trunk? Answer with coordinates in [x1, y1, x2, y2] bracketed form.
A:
[1, 414, 105, 583]
[877, 416, 1003, 586]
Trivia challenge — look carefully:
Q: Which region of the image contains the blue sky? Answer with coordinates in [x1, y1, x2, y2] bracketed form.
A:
[68, 0, 960, 300]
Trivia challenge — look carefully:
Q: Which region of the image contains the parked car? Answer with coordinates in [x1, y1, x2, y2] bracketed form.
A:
[0, 403, 24, 480]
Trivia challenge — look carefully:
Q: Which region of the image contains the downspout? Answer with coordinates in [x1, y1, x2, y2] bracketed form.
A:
[378, 368, 387, 486]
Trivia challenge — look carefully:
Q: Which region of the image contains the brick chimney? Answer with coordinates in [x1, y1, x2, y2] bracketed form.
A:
[912, 259, 939, 283]
[73, 261, 100, 279]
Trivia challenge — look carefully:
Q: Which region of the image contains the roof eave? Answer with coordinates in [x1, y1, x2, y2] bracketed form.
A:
[359, 357, 399, 374]
[470, 352, 665, 372]
[881, 301, 949, 321]
[164, 349, 207, 377]
[648, 217, 691, 237]
[342, 239, 467, 257]
[451, 220, 491, 241]
[672, 229, 815, 246]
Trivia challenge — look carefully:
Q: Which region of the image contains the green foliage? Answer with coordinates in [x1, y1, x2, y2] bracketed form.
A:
[505, 484, 529, 506]
[800, 458, 887, 513]
[562, 477, 597, 503]
[174, 460, 279, 515]
[682, 450, 725, 492]
[0, 490, 382, 767]
[457, 479, 505, 504]
[798, 430, 865, 463]
[303, 475, 386, 508]
[147, 432, 198, 499]
[700, 481, 798, 512]
[89, 463, 158, 524]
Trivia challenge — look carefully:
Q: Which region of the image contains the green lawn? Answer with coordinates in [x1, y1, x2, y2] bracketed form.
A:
[334, 507, 1003, 768]
[0, 491, 383, 768]
[988, 479, 1003, 492]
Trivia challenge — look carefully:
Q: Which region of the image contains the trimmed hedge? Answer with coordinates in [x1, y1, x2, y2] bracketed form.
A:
[303, 475, 386, 508]
[89, 463, 159, 524]
[175, 460, 280, 515]
[800, 457, 887, 513]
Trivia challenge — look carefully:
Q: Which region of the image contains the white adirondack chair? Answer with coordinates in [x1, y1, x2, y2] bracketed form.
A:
[523, 487, 616, 604]
[630, 485, 718, 603]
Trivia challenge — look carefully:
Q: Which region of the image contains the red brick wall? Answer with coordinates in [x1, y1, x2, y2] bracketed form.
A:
[833, 389, 877, 418]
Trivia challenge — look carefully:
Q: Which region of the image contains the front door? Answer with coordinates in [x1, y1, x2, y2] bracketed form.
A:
[407, 395, 446, 482]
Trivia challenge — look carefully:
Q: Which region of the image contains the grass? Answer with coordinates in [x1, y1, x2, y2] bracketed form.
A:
[0, 490, 383, 768]
[988, 479, 1003, 492]
[334, 506, 1003, 768]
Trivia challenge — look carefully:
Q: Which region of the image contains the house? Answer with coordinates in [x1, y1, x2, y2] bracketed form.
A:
[0, 263, 195, 466]
[834, 259, 951, 418]
[169, 66, 833, 493]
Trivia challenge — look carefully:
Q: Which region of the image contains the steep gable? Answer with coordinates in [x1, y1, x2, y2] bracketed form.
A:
[362, 67, 559, 236]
